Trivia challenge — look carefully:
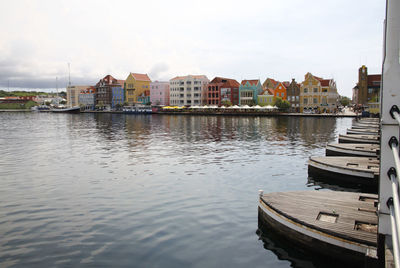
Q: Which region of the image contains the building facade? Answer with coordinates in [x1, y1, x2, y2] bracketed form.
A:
[67, 85, 90, 107]
[150, 81, 170, 106]
[239, 79, 263, 105]
[79, 86, 96, 110]
[300, 73, 339, 113]
[205, 77, 240, 106]
[125, 73, 152, 105]
[286, 79, 300, 112]
[169, 75, 209, 106]
[262, 78, 279, 91]
[352, 65, 381, 114]
[95, 75, 123, 109]
[111, 80, 125, 109]
[257, 90, 275, 106]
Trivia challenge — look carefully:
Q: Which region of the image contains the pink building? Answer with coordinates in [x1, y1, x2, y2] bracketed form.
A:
[150, 81, 170, 106]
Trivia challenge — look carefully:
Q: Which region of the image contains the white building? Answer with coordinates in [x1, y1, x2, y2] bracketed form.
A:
[169, 75, 209, 106]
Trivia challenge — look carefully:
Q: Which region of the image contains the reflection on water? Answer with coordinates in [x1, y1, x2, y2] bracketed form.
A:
[0, 113, 352, 268]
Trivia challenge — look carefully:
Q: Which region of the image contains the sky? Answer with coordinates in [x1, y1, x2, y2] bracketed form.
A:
[0, 0, 386, 97]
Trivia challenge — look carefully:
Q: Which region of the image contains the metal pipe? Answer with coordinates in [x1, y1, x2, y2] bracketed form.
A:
[390, 173, 400, 249]
[393, 111, 400, 126]
[390, 203, 400, 268]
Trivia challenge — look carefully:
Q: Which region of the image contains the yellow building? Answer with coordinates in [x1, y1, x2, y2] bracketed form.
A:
[125, 73, 152, 104]
[300, 73, 339, 113]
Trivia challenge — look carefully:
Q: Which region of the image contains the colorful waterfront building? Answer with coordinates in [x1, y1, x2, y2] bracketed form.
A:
[262, 78, 279, 90]
[67, 85, 91, 107]
[79, 86, 96, 110]
[95, 75, 123, 109]
[257, 89, 275, 106]
[271, 82, 288, 100]
[112, 80, 125, 109]
[205, 77, 240, 106]
[286, 79, 300, 112]
[239, 79, 263, 105]
[125, 73, 152, 105]
[352, 65, 381, 114]
[300, 73, 339, 113]
[150, 81, 170, 106]
[169, 75, 209, 106]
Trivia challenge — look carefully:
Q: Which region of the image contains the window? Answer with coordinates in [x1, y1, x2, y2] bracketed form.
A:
[313, 88, 318, 93]
[313, 98, 318, 104]
[304, 88, 308, 93]
[304, 98, 308, 104]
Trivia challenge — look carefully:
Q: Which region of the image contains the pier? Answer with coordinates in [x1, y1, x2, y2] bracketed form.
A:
[258, 0, 400, 266]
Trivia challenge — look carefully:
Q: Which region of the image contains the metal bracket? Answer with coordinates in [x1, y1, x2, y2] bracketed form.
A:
[389, 136, 399, 149]
[388, 167, 397, 180]
[387, 197, 394, 209]
[390, 105, 400, 119]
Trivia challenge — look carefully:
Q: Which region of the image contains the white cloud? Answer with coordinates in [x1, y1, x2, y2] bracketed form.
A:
[0, 0, 385, 96]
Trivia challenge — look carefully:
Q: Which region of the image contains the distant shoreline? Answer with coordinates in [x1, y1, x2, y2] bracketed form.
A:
[0, 109, 357, 117]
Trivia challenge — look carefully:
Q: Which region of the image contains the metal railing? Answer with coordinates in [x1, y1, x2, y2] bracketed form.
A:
[387, 106, 400, 268]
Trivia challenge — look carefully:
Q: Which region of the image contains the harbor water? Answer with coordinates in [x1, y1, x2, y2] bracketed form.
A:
[0, 113, 353, 267]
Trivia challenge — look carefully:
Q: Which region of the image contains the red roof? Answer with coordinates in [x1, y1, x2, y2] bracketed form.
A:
[131, 73, 151, 82]
[283, 81, 290, 88]
[170, 75, 208, 80]
[267, 89, 274, 95]
[241, 79, 259, 86]
[320, 79, 331, 87]
[210, 77, 240, 87]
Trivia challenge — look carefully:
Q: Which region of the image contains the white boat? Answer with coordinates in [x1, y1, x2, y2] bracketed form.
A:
[51, 106, 81, 113]
[123, 105, 152, 114]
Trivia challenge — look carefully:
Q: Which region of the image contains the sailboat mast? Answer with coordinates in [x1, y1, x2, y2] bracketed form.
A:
[68, 63, 71, 86]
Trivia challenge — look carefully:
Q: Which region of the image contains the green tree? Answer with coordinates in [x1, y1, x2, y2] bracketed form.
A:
[273, 96, 290, 110]
[221, 100, 232, 107]
[339, 96, 351, 106]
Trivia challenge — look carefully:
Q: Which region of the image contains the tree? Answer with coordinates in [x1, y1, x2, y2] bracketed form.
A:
[339, 96, 351, 107]
[221, 100, 232, 107]
[273, 96, 290, 110]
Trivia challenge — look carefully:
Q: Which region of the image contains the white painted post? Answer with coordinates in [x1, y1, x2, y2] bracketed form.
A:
[378, 0, 400, 263]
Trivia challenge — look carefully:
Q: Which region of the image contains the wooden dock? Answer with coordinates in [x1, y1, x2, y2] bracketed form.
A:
[308, 156, 379, 188]
[339, 134, 380, 144]
[347, 128, 379, 135]
[258, 191, 378, 264]
[326, 143, 379, 157]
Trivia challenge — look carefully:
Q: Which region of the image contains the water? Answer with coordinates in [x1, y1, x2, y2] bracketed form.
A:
[0, 113, 353, 267]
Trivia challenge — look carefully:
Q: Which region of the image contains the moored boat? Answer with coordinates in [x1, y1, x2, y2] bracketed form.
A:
[51, 106, 81, 113]
[123, 105, 152, 114]
[339, 134, 379, 144]
[326, 143, 379, 157]
[258, 191, 378, 265]
[308, 156, 379, 187]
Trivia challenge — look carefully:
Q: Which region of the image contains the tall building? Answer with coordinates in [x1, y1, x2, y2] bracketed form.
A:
[239, 79, 263, 105]
[300, 73, 339, 113]
[286, 79, 300, 112]
[95, 75, 122, 109]
[67, 85, 91, 107]
[352, 65, 381, 110]
[125, 73, 152, 105]
[205, 77, 240, 106]
[169, 75, 209, 106]
[150, 81, 170, 106]
[79, 86, 96, 110]
[111, 80, 125, 109]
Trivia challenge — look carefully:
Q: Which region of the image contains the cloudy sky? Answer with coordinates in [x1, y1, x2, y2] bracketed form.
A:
[0, 0, 385, 97]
